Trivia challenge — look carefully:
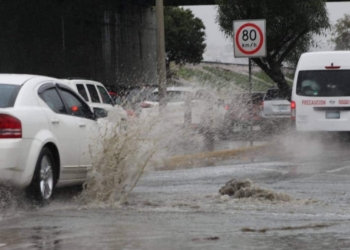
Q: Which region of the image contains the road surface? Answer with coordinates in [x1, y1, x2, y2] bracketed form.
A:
[1, 137, 350, 249]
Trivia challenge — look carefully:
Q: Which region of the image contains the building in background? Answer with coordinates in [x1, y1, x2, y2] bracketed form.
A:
[0, 0, 157, 88]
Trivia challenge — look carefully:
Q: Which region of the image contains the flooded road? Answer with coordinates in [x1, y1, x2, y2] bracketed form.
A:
[2, 139, 350, 249]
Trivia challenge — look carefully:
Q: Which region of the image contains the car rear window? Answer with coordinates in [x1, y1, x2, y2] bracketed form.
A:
[231, 93, 264, 105]
[297, 70, 350, 97]
[264, 89, 287, 100]
[0, 84, 20, 108]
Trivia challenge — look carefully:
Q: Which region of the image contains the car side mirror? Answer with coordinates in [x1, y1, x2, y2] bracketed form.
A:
[93, 107, 108, 119]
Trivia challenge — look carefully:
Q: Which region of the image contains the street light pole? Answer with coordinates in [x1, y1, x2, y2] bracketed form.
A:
[156, 0, 167, 113]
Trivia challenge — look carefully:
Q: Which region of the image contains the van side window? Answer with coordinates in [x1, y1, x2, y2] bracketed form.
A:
[76, 84, 89, 102]
[86, 84, 101, 103]
[97, 86, 113, 105]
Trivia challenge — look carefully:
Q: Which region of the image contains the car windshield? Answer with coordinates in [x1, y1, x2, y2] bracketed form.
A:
[297, 70, 350, 97]
[0, 84, 20, 108]
[265, 89, 288, 100]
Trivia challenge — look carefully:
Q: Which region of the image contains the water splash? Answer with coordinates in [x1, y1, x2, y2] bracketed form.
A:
[219, 178, 292, 202]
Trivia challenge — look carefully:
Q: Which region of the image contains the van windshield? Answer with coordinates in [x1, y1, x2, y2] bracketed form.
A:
[296, 70, 350, 97]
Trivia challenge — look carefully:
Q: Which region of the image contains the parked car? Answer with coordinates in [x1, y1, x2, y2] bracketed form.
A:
[222, 92, 264, 137]
[61, 78, 127, 121]
[123, 86, 156, 117]
[260, 87, 291, 133]
[139, 86, 226, 129]
[0, 74, 107, 203]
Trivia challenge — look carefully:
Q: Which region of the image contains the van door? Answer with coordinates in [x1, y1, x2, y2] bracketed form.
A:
[295, 69, 350, 131]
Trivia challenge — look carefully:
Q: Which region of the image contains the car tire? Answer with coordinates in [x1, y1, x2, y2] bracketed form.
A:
[26, 148, 56, 205]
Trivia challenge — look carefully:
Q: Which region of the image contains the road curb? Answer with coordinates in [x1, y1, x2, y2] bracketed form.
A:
[163, 144, 268, 169]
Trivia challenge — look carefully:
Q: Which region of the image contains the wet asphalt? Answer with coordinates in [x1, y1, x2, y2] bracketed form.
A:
[2, 136, 350, 249]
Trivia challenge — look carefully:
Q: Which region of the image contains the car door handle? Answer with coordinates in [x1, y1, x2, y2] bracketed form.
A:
[51, 118, 60, 124]
[79, 123, 86, 128]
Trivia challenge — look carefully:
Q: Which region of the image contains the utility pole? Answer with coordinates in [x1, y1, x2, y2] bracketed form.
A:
[156, 0, 167, 113]
[249, 58, 253, 146]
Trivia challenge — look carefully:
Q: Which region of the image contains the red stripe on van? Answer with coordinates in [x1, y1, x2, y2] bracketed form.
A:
[325, 65, 341, 69]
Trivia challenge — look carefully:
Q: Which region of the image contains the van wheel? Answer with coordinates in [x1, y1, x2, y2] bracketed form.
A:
[26, 148, 56, 205]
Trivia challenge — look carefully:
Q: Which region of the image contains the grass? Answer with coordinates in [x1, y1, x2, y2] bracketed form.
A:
[175, 67, 239, 95]
[174, 64, 293, 93]
[203, 66, 273, 92]
[253, 71, 275, 85]
[176, 67, 217, 83]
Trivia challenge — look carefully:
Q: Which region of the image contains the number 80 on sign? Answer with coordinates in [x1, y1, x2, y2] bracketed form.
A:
[233, 19, 266, 58]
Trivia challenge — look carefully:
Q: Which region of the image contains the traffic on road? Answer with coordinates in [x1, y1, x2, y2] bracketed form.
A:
[2, 1, 350, 248]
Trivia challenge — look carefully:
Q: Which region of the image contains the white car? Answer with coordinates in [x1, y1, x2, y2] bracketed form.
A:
[139, 87, 226, 128]
[0, 74, 105, 202]
[61, 78, 127, 121]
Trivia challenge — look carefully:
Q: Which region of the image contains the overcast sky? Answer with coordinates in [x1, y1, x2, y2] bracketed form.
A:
[185, 2, 350, 63]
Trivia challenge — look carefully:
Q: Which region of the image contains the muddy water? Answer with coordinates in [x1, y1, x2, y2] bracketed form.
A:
[2, 158, 350, 249]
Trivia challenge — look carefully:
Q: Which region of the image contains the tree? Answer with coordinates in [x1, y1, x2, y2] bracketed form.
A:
[331, 14, 350, 50]
[216, 0, 329, 95]
[164, 7, 206, 69]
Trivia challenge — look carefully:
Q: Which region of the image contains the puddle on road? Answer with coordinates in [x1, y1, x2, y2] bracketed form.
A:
[0, 226, 66, 250]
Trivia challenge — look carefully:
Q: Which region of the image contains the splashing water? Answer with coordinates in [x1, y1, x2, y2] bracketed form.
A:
[81, 115, 159, 204]
[80, 81, 248, 205]
[219, 179, 292, 202]
[0, 184, 28, 219]
[80, 111, 201, 205]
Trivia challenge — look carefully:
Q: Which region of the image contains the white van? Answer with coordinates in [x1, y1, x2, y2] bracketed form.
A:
[61, 78, 127, 121]
[292, 51, 350, 131]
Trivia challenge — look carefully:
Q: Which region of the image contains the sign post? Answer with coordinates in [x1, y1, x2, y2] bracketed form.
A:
[233, 19, 266, 146]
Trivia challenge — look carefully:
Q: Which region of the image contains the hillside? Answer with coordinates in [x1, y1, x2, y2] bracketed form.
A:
[172, 62, 294, 98]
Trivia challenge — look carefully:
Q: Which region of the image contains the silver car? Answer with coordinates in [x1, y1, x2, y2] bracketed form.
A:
[260, 88, 291, 133]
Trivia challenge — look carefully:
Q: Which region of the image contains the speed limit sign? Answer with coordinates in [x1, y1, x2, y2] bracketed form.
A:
[233, 19, 266, 58]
